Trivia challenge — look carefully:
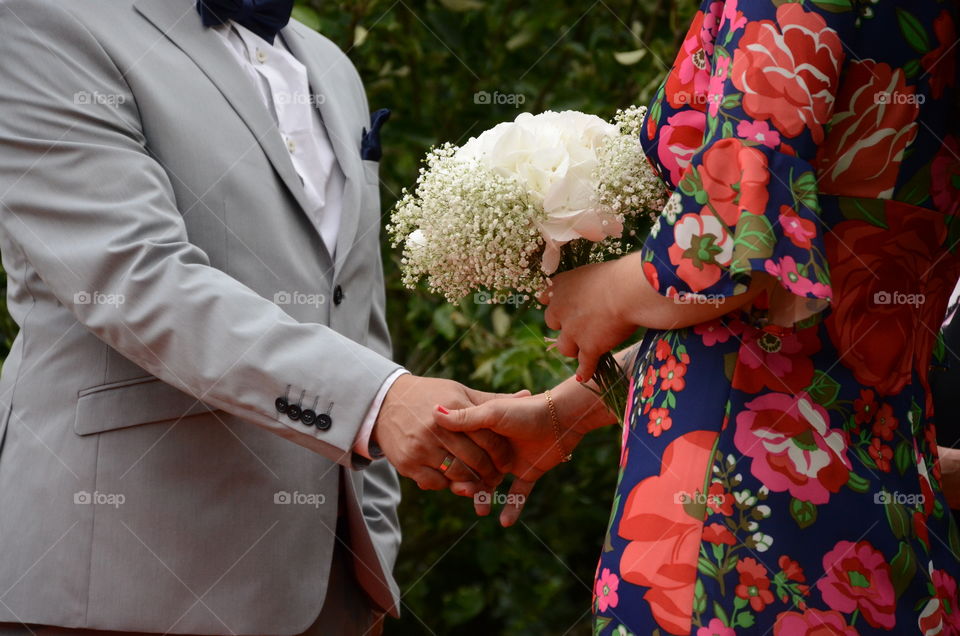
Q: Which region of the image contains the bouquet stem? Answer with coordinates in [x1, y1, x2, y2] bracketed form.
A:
[589, 351, 628, 425]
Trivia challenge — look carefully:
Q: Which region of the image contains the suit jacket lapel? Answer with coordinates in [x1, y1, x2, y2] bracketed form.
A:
[133, 0, 318, 223]
[280, 22, 363, 275]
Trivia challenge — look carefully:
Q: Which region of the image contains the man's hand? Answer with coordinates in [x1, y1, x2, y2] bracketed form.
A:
[435, 392, 589, 527]
[373, 375, 522, 495]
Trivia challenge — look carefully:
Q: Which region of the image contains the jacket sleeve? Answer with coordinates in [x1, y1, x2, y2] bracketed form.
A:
[0, 0, 401, 466]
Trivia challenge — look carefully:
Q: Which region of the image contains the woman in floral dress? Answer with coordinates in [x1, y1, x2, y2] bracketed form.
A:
[437, 0, 960, 633]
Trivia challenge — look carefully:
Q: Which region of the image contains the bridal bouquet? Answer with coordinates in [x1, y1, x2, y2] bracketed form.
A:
[388, 107, 667, 419]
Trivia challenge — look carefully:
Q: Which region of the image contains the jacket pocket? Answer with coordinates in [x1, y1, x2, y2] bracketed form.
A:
[75, 376, 219, 436]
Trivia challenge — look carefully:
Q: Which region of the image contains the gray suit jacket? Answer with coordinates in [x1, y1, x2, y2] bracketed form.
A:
[0, 0, 404, 633]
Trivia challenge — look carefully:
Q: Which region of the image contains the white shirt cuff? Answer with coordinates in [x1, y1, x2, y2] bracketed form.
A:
[353, 368, 409, 460]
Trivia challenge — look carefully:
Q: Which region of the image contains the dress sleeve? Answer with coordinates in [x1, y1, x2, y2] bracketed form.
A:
[641, 0, 859, 325]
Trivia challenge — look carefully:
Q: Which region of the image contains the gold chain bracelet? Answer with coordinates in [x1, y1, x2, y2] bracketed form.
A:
[545, 389, 573, 463]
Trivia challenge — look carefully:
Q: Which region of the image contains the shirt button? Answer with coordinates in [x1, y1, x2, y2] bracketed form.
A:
[333, 285, 344, 306]
[286, 138, 297, 154]
[256, 49, 268, 63]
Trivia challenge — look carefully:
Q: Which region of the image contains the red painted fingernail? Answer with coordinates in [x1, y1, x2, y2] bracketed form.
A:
[576, 374, 583, 383]
[436, 405, 450, 415]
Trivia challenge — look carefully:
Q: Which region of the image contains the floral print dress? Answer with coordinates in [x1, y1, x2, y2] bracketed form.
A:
[593, 0, 960, 634]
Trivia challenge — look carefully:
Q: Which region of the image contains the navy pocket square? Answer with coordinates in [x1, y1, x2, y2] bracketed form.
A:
[361, 108, 391, 162]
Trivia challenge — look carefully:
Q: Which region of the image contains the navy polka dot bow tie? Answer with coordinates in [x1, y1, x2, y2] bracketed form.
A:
[197, 0, 295, 44]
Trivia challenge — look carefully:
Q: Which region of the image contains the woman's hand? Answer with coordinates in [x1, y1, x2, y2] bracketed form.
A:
[539, 254, 643, 381]
[435, 378, 617, 526]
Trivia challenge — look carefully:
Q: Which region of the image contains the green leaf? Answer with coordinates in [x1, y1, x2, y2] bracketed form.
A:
[735, 611, 756, 628]
[811, 0, 854, 13]
[792, 171, 821, 214]
[730, 212, 776, 273]
[713, 603, 731, 627]
[789, 497, 817, 529]
[806, 370, 841, 407]
[884, 496, 912, 539]
[894, 440, 913, 476]
[694, 579, 707, 613]
[890, 541, 918, 599]
[847, 472, 871, 493]
[903, 58, 922, 79]
[721, 93, 742, 110]
[699, 556, 719, 577]
[593, 616, 612, 636]
[897, 8, 932, 54]
[839, 197, 888, 228]
[723, 352, 738, 382]
[722, 120, 734, 140]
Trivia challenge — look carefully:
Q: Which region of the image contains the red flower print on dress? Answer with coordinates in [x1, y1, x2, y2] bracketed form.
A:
[697, 137, 770, 225]
[666, 11, 710, 112]
[641, 364, 658, 399]
[655, 339, 673, 361]
[871, 404, 897, 441]
[648, 407, 673, 437]
[707, 482, 733, 515]
[778, 205, 816, 249]
[853, 389, 877, 426]
[921, 11, 957, 100]
[730, 4, 844, 142]
[735, 557, 775, 611]
[643, 260, 661, 292]
[816, 60, 920, 199]
[618, 430, 720, 636]
[734, 392, 851, 504]
[825, 213, 948, 397]
[868, 437, 892, 472]
[658, 110, 707, 186]
[694, 319, 734, 346]
[703, 522, 736, 545]
[697, 617, 736, 636]
[738, 119, 781, 149]
[595, 568, 620, 613]
[773, 608, 858, 636]
[668, 211, 734, 292]
[779, 555, 806, 583]
[731, 324, 819, 394]
[764, 255, 831, 299]
[918, 565, 960, 636]
[659, 355, 689, 392]
[817, 540, 896, 630]
[931, 136, 960, 216]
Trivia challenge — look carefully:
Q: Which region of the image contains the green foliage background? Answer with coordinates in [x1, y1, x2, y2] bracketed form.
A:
[0, 1, 698, 633]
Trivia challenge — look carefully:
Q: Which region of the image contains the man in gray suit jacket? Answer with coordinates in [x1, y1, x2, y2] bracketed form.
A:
[0, 1, 512, 634]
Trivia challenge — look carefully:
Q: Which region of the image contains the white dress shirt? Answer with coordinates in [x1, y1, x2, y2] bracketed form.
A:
[214, 22, 405, 460]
